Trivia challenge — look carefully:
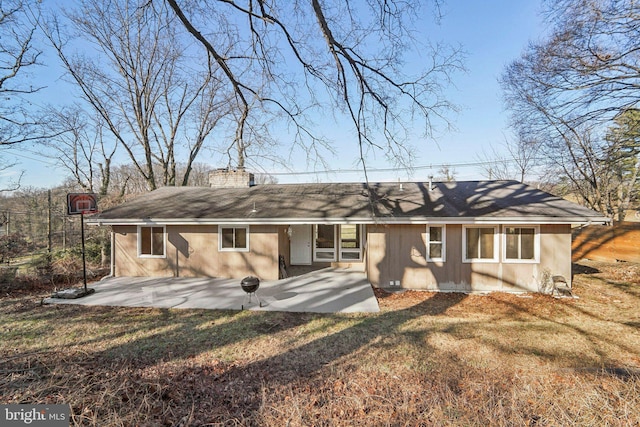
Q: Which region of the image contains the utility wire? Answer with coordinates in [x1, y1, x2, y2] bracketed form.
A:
[261, 157, 547, 176]
[3, 149, 59, 166]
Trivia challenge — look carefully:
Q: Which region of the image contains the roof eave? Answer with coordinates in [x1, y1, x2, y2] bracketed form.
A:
[86, 215, 611, 226]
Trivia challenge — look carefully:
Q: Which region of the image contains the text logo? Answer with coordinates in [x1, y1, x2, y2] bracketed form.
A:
[2, 405, 69, 426]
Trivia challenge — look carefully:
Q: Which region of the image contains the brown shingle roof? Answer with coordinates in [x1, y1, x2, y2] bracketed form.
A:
[88, 180, 609, 225]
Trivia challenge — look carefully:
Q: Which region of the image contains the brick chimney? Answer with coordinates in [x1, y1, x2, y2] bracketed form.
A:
[209, 168, 255, 188]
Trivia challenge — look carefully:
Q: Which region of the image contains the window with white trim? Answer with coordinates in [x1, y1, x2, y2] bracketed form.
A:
[463, 226, 498, 262]
[138, 226, 165, 257]
[427, 225, 446, 261]
[312, 225, 364, 262]
[339, 224, 362, 261]
[504, 226, 538, 262]
[219, 225, 249, 251]
[314, 224, 336, 261]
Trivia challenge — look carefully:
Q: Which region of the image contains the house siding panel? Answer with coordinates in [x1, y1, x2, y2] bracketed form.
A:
[113, 225, 173, 277]
[113, 222, 572, 292]
[112, 224, 280, 280]
[167, 225, 217, 277]
[216, 224, 279, 280]
[277, 225, 290, 270]
[366, 223, 572, 292]
[366, 224, 429, 287]
[540, 224, 572, 286]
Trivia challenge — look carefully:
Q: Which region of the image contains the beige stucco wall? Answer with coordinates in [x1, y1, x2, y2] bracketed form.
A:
[112, 222, 572, 292]
[112, 224, 281, 280]
[366, 223, 572, 293]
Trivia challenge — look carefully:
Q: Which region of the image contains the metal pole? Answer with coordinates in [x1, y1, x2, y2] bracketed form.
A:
[48, 190, 52, 254]
[81, 212, 87, 292]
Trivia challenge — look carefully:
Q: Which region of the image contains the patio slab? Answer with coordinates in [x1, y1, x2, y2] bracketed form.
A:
[42, 267, 380, 313]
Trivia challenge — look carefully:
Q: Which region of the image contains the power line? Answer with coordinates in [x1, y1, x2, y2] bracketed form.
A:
[262, 157, 547, 177]
[4, 143, 546, 179]
[3, 149, 59, 166]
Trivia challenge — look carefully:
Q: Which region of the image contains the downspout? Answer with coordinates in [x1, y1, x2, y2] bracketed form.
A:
[110, 228, 115, 277]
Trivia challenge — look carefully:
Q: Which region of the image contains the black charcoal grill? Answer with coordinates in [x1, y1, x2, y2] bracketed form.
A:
[240, 276, 262, 309]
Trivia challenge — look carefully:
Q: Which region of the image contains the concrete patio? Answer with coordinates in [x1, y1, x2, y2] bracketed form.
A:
[43, 267, 380, 313]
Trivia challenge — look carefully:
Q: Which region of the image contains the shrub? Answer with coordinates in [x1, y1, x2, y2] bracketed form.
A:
[0, 233, 29, 264]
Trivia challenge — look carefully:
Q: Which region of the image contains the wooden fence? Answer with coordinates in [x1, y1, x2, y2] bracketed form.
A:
[572, 222, 640, 263]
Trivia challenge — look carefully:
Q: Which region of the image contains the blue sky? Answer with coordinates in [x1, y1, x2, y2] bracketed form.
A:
[434, 0, 545, 161]
[420, 0, 545, 179]
[4, 0, 547, 189]
[269, 0, 547, 183]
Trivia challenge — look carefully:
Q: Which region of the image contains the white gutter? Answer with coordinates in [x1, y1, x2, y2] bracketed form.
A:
[87, 215, 611, 226]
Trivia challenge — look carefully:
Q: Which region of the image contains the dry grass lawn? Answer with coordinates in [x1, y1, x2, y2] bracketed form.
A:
[1, 260, 639, 426]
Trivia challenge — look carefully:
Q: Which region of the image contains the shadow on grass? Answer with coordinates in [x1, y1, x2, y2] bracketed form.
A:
[582, 272, 640, 299]
[4, 266, 639, 425]
[572, 262, 600, 275]
[144, 293, 469, 421]
[93, 310, 319, 366]
[571, 366, 640, 379]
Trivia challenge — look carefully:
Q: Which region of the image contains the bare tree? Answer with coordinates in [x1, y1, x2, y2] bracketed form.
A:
[0, 0, 45, 147]
[436, 164, 457, 182]
[501, 0, 640, 218]
[109, 164, 150, 197]
[43, 106, 117, 196]
[476, 136, 542, 182]
[253, 173, 278, 185]
[165, 0, 463, 179]
[604, 109, 640, 221]
[476, 146, 512, 182]
[512, 0, 640, 129]
[179, 162, 210, 187]
[43, 0, 230, 191]
[0, 157, 23, 192]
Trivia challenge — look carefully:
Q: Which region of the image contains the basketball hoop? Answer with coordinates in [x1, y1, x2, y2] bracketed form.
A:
[67, 193, 98, 216]
[66, 193, 99, 293]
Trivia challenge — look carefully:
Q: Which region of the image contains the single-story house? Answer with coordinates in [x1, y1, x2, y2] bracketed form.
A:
[87, 169, 609, 293]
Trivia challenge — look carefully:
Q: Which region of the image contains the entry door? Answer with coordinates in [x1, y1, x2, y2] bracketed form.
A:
[290, 224, 312, 265]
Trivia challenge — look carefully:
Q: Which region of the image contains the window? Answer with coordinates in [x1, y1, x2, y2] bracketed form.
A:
[504, 226, 538, 262]
[219, 226, 249, 251]
[427, 226, 446, 261]
[313, 224, 364, 262]
[314, 224, 336, 261]
[463, 226, 498, 262]
[339, 224, 362, 261]
[138, 226, 165, 257]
